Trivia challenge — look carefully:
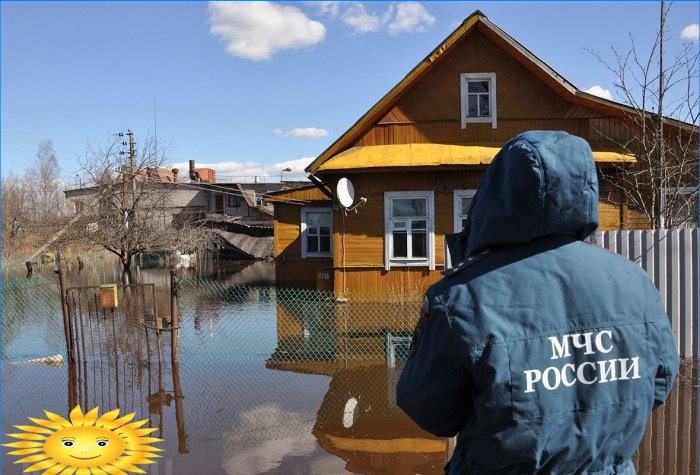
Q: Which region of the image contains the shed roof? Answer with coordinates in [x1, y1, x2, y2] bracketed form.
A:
[265, 184, 331, 203]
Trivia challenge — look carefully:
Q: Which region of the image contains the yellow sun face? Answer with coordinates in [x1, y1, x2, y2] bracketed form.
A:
[43, 426, 126, 467]
[3, 405, 163, 474]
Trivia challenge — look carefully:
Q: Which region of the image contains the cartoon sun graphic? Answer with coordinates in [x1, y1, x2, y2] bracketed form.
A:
[3, 405, 163, 474]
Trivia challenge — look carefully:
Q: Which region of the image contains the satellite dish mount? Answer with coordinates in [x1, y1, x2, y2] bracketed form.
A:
[336, 177, 367, 213]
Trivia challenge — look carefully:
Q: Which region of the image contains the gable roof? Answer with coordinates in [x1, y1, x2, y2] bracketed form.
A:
[306, 10, 695, 175]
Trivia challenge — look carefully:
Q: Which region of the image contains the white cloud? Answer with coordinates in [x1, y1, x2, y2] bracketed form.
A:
[173, 157, 314, 180]
[335, 2, 434, 36]
[386, 2, 436, 36]
[310, 1, 341, 19]
[681, 23, 699, 43]
[585, 85, 614, 101]
[343, 3, 381, 34]
[221, 404, 317, 475]
[273, 127, 329, 139]
[208, 2, 326, 61]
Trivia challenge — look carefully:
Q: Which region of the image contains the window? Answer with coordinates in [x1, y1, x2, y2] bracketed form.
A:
[460, 73, 497, 129]
[228, 194, 241, 207]
[301, 208, 332, 258]
[254, 192, 265, 207]
[453, 189, 477, 233]
[384, 191, 435, 270]
[663, 187, 698, 228]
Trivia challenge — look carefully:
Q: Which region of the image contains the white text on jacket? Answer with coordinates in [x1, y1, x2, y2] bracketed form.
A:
[523, 330, 640, 393]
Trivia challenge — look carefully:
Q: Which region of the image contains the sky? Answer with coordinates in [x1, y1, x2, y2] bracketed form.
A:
[1, 1, 698, 183]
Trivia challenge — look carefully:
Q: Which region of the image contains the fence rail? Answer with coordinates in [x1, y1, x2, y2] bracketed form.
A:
[591, 228, 698, 357]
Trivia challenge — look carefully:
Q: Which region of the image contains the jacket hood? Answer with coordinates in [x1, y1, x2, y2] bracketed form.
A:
[465, 130, 599, 257]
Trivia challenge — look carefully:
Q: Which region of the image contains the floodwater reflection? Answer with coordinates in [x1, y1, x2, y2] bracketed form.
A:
[313, 365, 446, 474]
[2, 260, 697, 474]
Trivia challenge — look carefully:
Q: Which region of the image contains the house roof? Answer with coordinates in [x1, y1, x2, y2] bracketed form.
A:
[235, 184, 273, 215]
[265, 184, 331, 203]
[316, 144, 636, 172]
[305, 10, 695, 175]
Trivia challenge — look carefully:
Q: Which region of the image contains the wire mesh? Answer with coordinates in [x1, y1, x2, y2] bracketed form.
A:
[2, 273, 65, 362]
[173, 278, 426, 450]
[3, 273, 696, 475]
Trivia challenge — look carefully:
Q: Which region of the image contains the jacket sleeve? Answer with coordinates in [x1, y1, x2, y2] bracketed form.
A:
[649, 282, 680, 410]
[396, 294, 471, 437]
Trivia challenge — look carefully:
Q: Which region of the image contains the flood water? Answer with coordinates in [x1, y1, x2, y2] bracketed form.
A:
[1, 256, 697, 475]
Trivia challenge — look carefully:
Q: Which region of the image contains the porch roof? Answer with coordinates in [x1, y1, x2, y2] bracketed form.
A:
[316, 143, 636, 172]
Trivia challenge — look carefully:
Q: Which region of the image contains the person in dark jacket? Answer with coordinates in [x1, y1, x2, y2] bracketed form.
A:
[397, 130, 680, 475]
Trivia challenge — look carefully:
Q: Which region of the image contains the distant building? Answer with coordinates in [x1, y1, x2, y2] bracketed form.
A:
[64, 160, 306, 259]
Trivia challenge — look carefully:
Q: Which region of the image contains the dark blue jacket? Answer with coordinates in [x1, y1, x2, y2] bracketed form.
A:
[397, 131, 679, 475]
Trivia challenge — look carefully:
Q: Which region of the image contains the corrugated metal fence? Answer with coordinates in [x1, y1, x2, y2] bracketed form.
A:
[590, 229, 698, 357]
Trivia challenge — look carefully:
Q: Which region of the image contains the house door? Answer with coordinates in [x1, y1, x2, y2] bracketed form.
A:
[215, 194, 224, 213]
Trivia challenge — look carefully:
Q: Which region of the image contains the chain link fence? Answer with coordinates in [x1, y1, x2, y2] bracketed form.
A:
[173, 278, 432, 455]
[2, 272, 697, 474]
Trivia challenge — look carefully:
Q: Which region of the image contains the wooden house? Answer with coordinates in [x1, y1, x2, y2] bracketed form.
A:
[268, 10, 697, 296]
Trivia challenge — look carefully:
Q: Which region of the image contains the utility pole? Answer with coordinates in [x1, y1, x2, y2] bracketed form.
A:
[128, 129, 137, 196]
[658, 1, 666, 229]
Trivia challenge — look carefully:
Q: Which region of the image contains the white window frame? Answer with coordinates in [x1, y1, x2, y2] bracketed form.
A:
[301, 207, 333, 258]
[453, 189, 477, 233]
[662, 186, 698, 227]
[460, 73, 497, 129]
[384, 191, 435, 271]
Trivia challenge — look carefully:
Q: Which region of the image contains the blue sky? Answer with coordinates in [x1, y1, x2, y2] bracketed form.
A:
[2, 1, 698, 182]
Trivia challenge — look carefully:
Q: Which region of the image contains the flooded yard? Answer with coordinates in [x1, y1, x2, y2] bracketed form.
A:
[2, 258, 697, 474]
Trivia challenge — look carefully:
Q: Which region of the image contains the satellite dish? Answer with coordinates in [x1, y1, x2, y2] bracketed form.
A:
[336, 177, 355, 208]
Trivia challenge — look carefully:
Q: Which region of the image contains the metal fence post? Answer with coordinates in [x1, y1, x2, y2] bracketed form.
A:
[171, 270, 179, 365]
[57, 267, 76, 363]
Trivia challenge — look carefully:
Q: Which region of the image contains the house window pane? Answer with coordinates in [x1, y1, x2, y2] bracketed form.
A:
[412, 220, 426, 231]
[307, 236, 318, 253]
[393, 231, 408, 258]
[393, 199, 426, 217]
[308, 212, 331, 226]
[412, 231, 427, 258]
[461, 218, 468, 230]
[468, 95, 478, 117]
[320, 236, 331, 253]
[468, 81, 489, 93]
[479, 95, 490, 116]
[461, 197, 472, 215]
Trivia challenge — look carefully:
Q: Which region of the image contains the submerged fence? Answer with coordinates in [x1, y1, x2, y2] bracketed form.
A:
[591, 228, 698, 357]
[2, 271, 697, 474]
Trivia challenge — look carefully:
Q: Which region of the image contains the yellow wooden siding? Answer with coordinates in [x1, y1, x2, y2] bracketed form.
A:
[274, 202, 333, 289]
[327, 169, 627, 294]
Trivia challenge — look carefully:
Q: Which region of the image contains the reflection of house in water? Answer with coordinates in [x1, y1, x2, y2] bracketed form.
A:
[267, 297, 418, 375]
[313, 366, 446, 474]
[266, 298, 444, 473]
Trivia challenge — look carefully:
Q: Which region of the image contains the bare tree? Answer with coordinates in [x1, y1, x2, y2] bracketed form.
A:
[1, 173, 32, 256]
[64, 133, 211, 274]
[27, 140, 64, 219]
[590, 2, 698, 228]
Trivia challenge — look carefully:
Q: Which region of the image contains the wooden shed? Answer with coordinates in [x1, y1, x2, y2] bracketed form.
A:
[270, 10, 696, 296]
